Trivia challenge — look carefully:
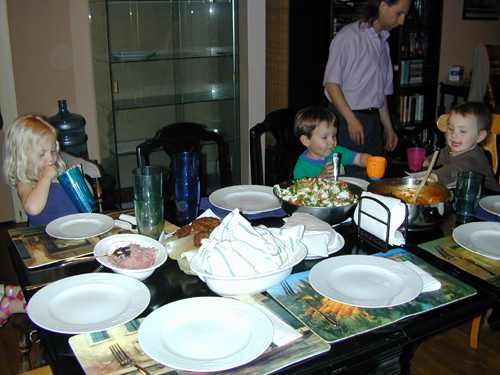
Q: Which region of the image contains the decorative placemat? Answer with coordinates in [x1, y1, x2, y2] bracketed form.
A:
[418, 235, 500, 286]
[9, 211, 134, 269]
[267, 249, 477, 343]
[69, 294, 330, 375]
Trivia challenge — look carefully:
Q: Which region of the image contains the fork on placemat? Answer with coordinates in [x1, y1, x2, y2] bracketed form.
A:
[110, 343, 151, 375]
[434, 245, 496, 277]
[280, 281, 337, 326]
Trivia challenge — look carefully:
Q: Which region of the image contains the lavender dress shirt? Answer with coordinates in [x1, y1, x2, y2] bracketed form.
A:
[323, 22, 393, 110]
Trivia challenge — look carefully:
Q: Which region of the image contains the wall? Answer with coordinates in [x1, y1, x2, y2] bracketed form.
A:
[239, 0, 266, 184]
[6, 0, 99, 160]
[439, 0, 500, 108]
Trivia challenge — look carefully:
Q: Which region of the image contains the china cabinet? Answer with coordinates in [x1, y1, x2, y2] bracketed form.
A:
[89, 0, 240, 206]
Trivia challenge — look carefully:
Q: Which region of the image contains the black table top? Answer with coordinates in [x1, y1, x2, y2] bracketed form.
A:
[8, 164, 500, 375]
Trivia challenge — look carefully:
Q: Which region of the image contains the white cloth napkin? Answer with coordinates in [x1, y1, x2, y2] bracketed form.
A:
[253, 304, 302, 346]
[114, 214, 137, 231]
[282, 213, 338, 258]
[402, 261, 442, 292]
[197, 209, 304, 276]
[353, 192, 406, 246]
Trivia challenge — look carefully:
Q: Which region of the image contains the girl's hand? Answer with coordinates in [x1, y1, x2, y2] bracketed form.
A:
[41, 164, 58, 180]
[318, 161, 334, 178]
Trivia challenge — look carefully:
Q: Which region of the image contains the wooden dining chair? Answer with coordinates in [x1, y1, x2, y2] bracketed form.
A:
[60, 151, 104, 212]
[250, 108, 304, 186]
[437, 113, 500, 183]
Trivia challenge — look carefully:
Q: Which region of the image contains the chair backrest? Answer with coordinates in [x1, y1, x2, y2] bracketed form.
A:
[250, 108, 304, 186]
[136, 122, 232, 197]
[437, 113, 500, 181]
[60, 151, 104, 212]
[485, 43, 500, 113]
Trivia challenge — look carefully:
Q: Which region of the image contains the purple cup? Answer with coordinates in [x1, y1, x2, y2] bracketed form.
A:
[407, 147, 426, 172]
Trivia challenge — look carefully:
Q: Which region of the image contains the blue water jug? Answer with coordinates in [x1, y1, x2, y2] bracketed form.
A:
[48, 100, 89, 158]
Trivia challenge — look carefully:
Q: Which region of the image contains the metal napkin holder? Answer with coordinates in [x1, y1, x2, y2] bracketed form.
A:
[357, 196, 408, 252]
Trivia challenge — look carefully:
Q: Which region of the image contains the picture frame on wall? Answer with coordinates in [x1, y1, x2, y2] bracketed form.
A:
[463, 0, 500, 20]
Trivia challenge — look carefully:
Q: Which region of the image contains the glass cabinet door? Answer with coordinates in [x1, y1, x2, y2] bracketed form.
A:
[90, 0, 239, 206]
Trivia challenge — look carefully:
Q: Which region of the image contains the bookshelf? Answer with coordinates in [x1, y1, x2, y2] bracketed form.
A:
[388, 0, 443, 130]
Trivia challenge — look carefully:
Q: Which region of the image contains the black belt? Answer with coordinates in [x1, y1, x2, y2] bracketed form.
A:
[354, 107, 379, 115]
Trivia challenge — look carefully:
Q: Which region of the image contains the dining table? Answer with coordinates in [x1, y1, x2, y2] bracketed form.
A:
[7, 163, 500, 375]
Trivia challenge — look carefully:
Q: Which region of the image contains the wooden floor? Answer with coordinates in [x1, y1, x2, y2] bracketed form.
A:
[0, 221, 499, 375]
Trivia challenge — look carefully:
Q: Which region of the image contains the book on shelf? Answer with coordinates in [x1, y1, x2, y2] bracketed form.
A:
[401, 30, 428, 58]
[399, 94, 424, 124]
[400, 60, 424, 86]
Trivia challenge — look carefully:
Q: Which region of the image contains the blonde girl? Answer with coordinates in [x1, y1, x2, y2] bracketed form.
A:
[2, 115, 78, 226]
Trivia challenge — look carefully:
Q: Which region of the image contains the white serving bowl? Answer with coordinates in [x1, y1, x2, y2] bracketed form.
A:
[189, 243, 307, 296]
[94, 234, 167, 280]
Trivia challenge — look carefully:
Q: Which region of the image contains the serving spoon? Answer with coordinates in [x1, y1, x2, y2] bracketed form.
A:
[59, 246, 131, 267]
[410, 150, 439, 204]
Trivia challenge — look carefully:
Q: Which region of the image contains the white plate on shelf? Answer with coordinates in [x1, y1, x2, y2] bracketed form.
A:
[111, 51, 156, 61]
[209, 185, 281, 213]
[45, 213, 115, 240]
[453, 221, 500, 260]
[309, 255, 423, 308]
[305, 233, 345, 260]
[337, 177, 370, 191]
[27, 273, 150, 334]
[138, 296, 273, 372]
[479, 196, 500, 217]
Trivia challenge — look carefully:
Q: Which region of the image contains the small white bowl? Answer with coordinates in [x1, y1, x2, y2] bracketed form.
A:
[94, 234, 167, 280]
[189, 243, 307, 296]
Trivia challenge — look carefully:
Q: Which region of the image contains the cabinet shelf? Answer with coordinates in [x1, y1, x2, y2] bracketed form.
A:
[113, 91, 234, 111]
[108, 50, 233, 64]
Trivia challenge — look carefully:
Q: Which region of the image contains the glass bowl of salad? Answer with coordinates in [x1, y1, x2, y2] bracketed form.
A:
[273, 177, 363, 225]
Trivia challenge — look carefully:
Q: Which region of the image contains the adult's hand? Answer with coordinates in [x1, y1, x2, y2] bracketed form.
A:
[384, 127, 399, 151]
[348, 118, 365, 145]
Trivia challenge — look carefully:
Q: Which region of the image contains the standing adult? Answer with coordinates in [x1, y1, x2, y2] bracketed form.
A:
[323, 0, 412, 157]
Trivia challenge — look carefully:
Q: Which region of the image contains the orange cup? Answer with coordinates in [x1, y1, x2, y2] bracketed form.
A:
[366, 156, 386, 180]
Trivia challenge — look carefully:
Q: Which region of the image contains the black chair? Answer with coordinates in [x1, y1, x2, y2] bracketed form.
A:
[485, 43, 500, 114]
[136, 122, 232, 199]
[250, 108, 304, 186]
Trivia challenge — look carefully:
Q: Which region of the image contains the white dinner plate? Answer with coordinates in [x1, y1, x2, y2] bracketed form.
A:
[337, 177, 370, 191]
[138, 296, 273, 372]
[111, 51, 156, 61]
[453, 221, 500, 260]
[209, 185, 281, 213]
[479, 196, 500, 217]
[309, 255, 423, 308]
[27, 273, 150, 334]
[305, 233, 345, 260]
[45, 213, 115, 240]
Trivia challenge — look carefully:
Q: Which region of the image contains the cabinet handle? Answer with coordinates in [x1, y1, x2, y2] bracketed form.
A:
[114, 81, 119, 93]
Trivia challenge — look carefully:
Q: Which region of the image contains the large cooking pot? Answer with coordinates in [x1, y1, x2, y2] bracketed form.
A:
[367, 177, 453, 231]
[273, 179, 364, 225]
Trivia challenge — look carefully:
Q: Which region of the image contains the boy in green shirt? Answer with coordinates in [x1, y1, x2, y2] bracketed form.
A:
[293, 107, 371, 179]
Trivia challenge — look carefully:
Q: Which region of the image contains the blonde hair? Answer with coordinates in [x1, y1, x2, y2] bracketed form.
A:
[2, 115, 66, 188]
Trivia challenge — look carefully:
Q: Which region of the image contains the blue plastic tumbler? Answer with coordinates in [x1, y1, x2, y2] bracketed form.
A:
[172, 152, 200, 226]
[57, 166, 98, 213]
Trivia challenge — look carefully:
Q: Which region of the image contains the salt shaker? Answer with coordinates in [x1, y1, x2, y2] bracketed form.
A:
[332, 153, 339, 181]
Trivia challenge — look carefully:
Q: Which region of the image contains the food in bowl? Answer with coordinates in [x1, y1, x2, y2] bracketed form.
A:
[108, 243, 158, 269]
[390, 186, 449, 205]
[175, 217, 222, 246]
[274, 177, 358, 207]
